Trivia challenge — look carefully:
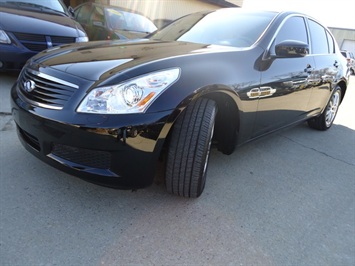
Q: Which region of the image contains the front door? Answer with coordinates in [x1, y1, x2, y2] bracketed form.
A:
[252, 16, 314, 137]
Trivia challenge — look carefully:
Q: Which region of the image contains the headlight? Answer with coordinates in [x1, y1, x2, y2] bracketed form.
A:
[75, 36, 89, 42]
[77, 68, 180, 114]
[0, 30, 11, 44]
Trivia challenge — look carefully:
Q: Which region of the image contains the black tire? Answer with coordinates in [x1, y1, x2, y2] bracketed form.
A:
[166, 98, 217, 198]
[308, 86, 342, 131]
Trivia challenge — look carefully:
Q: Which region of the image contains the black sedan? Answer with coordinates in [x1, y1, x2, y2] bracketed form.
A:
[74, 2, 157, 41]
[11, 9, 349, 198]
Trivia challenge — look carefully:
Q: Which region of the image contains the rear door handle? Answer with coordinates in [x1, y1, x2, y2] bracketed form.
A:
[334, 61, 339, 68]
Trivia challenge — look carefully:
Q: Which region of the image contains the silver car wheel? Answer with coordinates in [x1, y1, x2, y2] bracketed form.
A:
[325, 89, 341, 127]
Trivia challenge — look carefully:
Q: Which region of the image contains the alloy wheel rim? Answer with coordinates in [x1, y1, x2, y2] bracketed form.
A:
[325, 90, 340, 127]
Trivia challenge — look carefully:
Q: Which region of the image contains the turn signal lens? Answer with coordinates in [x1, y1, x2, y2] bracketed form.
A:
[0, 30, 11, 44]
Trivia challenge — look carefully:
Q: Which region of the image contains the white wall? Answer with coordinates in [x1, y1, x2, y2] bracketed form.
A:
[109, 0, 219, 20]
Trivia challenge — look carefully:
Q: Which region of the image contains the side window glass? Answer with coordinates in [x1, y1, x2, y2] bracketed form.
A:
[326, 31, 335, 54]
[74, 7, 79, 19]
[308, 20, 329, 54]
[272, 16, 308, 54]
[90, 7, 105, 25]
[76, 5, 91, 24]
[75, 6, 82, 21]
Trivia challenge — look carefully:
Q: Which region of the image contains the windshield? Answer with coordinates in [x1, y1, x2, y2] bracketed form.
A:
[106, 8, 157, 33]
[0, 0, 69, 15]
[150, 9, 276, 48]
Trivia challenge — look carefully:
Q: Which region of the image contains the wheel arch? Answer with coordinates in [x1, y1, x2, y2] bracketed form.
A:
[161, 85, 242, 156]
[337, 79, 347, 104]
[203, 90, 241, 155]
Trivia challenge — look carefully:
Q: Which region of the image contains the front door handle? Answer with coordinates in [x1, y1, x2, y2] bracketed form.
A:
[247, 87, 276, 99]
[334, 61, 339, 68]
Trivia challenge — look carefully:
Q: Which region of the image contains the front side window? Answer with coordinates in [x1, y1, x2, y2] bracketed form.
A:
[308, 19, 329, 54]
[90, 6, 105, 25]
[272, 16, 308, 54]
[75, 4, 91, 24]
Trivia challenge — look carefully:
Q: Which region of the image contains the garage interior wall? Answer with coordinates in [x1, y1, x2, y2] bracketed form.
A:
[329, 27, 355, 54]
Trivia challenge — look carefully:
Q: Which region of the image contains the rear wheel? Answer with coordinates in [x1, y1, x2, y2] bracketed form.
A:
[308, 86, 342, 130]
[166, 98, 217, 198]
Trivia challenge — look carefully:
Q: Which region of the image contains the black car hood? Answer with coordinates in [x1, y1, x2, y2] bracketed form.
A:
[0, 7, 82, 36]
[31, 39, 238, 81]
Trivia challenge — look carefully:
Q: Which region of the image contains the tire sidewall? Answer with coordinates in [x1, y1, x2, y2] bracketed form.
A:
[196, 105, 216, 197]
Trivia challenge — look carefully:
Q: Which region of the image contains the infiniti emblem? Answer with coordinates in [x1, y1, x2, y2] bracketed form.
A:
[24, 80, 36, 92]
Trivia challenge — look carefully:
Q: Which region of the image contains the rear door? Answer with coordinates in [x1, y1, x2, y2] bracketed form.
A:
[306, 19, 341, 114]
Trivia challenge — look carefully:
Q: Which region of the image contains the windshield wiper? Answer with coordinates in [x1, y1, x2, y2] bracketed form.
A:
[38, 6, 68, 16]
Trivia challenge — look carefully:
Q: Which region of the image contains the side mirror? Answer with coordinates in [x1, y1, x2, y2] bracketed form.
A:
[275, 40, 309, 58]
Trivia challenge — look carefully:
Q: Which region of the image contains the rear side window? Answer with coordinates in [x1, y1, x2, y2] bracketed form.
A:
[308, 19, 329, 54]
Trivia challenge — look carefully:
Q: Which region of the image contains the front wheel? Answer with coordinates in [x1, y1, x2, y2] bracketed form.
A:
[308, 86, 342, 130]
[165, 98, 217, 198]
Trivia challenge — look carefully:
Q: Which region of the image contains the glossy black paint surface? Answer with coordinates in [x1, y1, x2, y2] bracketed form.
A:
[11, 9, 348, 189]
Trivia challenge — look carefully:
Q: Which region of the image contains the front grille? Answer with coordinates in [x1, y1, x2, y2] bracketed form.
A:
[12, 32, 76, 52]
[13, 32, 47, 51]
[18, 126, 40, 151]
[19, 69, 78, 110]
[13, 32, 46, 42]
[23, 42, 48, 52]
[51, 36, 76, 45]
[51, 143, 111, 169]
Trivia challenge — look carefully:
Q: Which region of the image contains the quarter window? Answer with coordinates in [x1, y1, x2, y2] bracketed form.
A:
[326, 31, 335, 54]
[308, 20, 329, 54]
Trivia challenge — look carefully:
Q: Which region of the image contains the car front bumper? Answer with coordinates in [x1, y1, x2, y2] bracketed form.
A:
[0, 43, 36, 72]
[11, 82, 174, 189]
